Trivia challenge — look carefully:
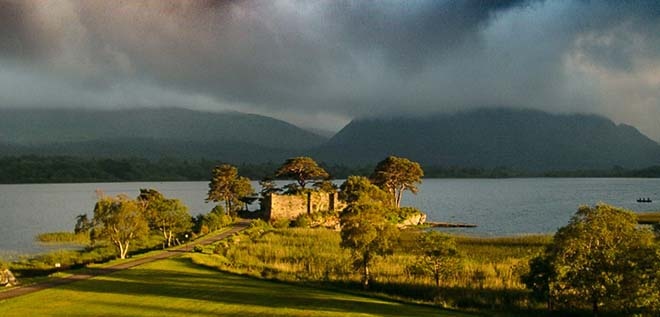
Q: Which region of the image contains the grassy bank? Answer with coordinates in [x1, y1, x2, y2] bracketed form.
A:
[189, 224, 551, 312]
[637, 211, 660, 224]
[36, 231, 90, 244]
[0, 257, 468, 317]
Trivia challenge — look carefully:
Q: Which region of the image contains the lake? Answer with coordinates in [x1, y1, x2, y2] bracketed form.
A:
[1, 178, 659, 260]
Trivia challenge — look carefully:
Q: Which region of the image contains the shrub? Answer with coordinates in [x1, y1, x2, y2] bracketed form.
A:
[272, 218, 291, 229]
[213, 242, 229, 256]
[384, 207, 423, 224]
[292, 214, 311, 228]
[250, 219, 272, 229]
[204, 206, 234, 231]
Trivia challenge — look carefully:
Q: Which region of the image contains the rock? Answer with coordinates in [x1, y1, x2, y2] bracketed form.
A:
[0, 269, 18, 286]
[398, 213, 427, 228]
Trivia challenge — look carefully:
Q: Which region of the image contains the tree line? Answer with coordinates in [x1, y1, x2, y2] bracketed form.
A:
[2, 155, 660, 184]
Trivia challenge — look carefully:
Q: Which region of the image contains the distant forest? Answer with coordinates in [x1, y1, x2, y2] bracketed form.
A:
[1, 156, 659, 184]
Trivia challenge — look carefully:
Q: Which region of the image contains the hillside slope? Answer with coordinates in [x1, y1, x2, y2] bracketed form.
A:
[0, 108, 326, 162]
[317, 108, 660, 170]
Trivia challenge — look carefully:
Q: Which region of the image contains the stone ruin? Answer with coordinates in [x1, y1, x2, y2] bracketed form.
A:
[262, 191, 346, 221]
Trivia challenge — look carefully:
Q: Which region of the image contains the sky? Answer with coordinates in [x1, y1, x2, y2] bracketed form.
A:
[1, 0, 660, 140]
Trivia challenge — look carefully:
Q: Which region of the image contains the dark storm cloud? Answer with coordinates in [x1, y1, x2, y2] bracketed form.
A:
[0, 0, 659, 138]
[563, 0, 660, 71]
[324, 0, 533, 73]
[0, 1, 35, 58]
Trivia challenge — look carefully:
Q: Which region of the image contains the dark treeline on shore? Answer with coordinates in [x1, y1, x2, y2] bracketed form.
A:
[1, 155, 659, 184]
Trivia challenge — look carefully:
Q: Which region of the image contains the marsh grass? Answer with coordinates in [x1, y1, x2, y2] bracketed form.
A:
[36, 232, 90, 244]
[191, 225, 551, 312]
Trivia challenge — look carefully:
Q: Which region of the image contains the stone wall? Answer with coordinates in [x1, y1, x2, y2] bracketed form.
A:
[264, 191, 346, 221]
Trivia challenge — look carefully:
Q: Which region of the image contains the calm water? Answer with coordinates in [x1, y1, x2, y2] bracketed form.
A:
[1, 178, 659, 259]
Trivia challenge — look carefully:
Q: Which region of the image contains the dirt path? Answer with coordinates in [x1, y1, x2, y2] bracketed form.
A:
[0, 220, 251, 301]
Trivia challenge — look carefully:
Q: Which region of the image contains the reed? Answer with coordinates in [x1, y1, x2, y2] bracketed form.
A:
[191, 225, 552, 312]
[36, 232, 90, 244]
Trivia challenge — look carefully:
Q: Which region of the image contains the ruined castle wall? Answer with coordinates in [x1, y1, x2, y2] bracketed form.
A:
[266, 192, 346, 221]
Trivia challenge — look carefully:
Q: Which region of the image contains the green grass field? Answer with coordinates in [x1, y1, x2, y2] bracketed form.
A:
[0, 257, 473, 317]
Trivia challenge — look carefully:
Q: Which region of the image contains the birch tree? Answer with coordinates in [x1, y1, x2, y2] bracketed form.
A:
[93, 194, 149, 259]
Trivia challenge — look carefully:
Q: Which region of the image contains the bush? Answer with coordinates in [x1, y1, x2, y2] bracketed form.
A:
[250, 219, 272, 230]
[292, 214, 311, 228]
[385, 207, 423, 224]
[213, 242, 229, 256]
[206, 212, 233, 231]
[243, 219, 273, 240]
[192, 205, 234, 235]
[272, 218, 291, 229]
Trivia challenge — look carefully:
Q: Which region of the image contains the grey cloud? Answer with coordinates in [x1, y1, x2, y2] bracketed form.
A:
[323, 0, 535, 73]
[0, 0, 659, 138]
[0, 1, 38, 59]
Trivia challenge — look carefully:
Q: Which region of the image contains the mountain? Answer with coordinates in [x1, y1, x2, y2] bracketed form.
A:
[0, 108, 327, 162]
[0, 141, 23, 156]
[317, 108, 660, 170]
[3, 107, 660, 171]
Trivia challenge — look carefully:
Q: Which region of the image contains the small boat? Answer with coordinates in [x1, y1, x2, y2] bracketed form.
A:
[637, 198, 653, 203]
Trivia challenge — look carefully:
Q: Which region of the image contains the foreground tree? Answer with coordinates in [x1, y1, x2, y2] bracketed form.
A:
[370, 156, 424, 208]
[93, 194, 149, 259]
[207, 164, 254, 216]
[275, 157, 329, 189]
[413, 231, 461, 287]
[138, 189, 192, 248]
[523, 204, 660, 316]
[340, 203, 399, 289]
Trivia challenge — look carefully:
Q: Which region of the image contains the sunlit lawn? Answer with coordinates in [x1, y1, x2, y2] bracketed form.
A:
[0, 257, 473, 317]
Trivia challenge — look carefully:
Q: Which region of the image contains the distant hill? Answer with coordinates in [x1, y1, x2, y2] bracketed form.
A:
[0, 141, 23, 156]
[0, 108, 327, 163]
[3, 107, 660, 171]
[316, 108, 660, 170]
